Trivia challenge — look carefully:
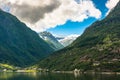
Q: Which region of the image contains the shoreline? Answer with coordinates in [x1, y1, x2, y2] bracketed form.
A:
[1, 71, 120, 75]
[52, 71, 120, 75]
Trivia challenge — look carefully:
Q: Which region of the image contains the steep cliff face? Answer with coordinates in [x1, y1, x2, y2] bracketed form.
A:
[38, 1, 120, 71]
[0, 10, 54, 67]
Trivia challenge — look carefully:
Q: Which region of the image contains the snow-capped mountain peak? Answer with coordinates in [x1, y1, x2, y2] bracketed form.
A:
[58, 34, 79, 47]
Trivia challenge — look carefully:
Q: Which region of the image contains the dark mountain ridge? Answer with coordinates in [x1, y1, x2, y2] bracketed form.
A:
[0, 10, 54, 67]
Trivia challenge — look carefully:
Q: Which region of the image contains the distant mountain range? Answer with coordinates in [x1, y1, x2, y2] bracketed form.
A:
[58, 35, 79, 47]
[39, 31, 64, 51]
[0, 10, 54, 67]
[38, 1, 120, 72]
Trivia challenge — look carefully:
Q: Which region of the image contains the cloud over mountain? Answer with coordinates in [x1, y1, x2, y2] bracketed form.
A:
[0, 0, 102, 32]
[105, 0, 119, 15]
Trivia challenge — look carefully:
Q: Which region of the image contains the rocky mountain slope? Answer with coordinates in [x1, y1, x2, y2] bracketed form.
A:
[39, 31, 64, 51]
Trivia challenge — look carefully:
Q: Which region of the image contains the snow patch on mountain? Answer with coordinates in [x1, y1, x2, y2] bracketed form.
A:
[59, 34, 79, 47]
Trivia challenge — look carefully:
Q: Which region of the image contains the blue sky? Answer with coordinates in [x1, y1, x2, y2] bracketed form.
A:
[47, 0, 108, 37]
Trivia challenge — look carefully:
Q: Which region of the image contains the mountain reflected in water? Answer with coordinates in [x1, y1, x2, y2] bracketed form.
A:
[0, 73, 120, 80]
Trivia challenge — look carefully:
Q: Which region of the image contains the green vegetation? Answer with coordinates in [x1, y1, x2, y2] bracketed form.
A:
[0, 63, 14, 70]
[37, 1, 120, 72]
[0, 10, 54, 67]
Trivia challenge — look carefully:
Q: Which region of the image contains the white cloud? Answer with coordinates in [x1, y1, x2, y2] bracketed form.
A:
[0, 0, 101, 32]
[105, 0, 119, 16]
[0, 0, 10, 11]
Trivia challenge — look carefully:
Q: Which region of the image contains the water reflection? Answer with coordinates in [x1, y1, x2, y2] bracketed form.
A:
[0, 72, 14, 79]
[0, 72, 120, 80]
[74, 71, 81, 78]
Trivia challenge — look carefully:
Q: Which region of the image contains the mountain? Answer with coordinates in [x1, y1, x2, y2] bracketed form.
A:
[37, 1, 120, 71]
[59, 35, 79, 47]
[39, 31, 64, 51]
[0, 10, 54, 67]
[56, 37, 64, 41]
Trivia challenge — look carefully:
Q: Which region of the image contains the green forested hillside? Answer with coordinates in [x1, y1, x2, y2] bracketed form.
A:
[0, 10, 54, 67]
[38, 1, 120, 71]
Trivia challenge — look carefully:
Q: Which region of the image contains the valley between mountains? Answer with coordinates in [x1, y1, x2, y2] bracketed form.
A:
[0, 1, 120, 73]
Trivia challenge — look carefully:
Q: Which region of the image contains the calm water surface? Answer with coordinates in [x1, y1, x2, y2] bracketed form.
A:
[0, 72, 120, 80]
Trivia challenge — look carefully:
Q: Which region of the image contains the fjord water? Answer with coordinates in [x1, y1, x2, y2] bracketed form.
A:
[0, 73, 120, 80]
